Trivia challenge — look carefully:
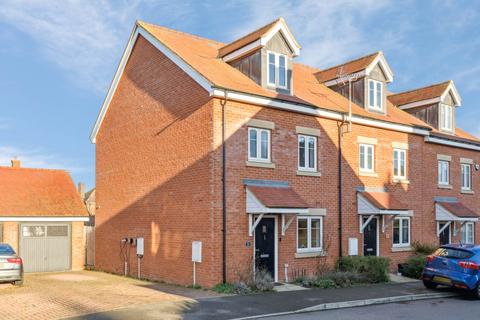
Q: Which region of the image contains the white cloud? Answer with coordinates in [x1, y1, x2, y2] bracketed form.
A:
[230, 0, 397, 68]
[0, 0, 142, 91]
[0, 146, 90, 174]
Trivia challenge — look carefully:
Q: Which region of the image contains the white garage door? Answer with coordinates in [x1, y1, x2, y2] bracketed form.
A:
[20, 224, 71, 273]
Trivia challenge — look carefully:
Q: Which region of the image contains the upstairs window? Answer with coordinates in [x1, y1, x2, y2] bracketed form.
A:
[461, 163, 472, 191]
[267, 51, 287, 89]
[440, 104, 453, 132]
[359, 143, 374, 173]
[393, 149, 407, 179]
[368, 79, 383, 111]
[248, 127, 270, 162]
[438, 160, 450, 186]
[298, 135, 317, 172]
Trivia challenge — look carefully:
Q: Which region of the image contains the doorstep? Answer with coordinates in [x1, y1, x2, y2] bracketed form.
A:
[274, 283, 309, 292]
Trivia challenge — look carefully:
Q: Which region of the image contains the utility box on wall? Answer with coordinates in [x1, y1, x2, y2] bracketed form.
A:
[136, 237, 144, 256]
[192, 241, 202, 263]
[348, 237, 358, 256]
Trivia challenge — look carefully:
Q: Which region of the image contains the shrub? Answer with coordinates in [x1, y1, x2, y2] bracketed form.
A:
[412, 242, 437, 255]
[402, 255, 427, 279]
[325, 271, 366, 288]
[337, 256, 390, 283]
[212, 283, 237, 294]
[251, 269, 274, 292]
[314, 277, 337, 289]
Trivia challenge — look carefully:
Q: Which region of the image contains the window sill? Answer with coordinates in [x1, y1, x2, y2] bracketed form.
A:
[359, 171, 378, 177]
[461, 190, 474, 195]
[246, 161, 275, 169]
[393, 178, 410, 184]
[438, 184, 452, 189]
[391, 246, 412, 252]
[295, 251, 326, 259]
[296, 170, 321, 177]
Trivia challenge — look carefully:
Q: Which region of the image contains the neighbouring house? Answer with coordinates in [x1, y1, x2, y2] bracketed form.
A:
[0, 160, 89, 272]
[91, 18, 480, 287]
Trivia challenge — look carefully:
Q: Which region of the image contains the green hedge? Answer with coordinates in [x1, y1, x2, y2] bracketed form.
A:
[402, 254, 427, 279]
[337, 256, 390, 283]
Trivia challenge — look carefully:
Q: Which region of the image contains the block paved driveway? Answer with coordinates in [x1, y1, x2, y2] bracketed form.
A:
[0, 270, 217, 320]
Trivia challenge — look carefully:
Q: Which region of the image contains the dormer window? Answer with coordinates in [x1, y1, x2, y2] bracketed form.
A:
[267, 51, 287, 89]
[440, 103, 453, 132]
[368, 79, 383, 111]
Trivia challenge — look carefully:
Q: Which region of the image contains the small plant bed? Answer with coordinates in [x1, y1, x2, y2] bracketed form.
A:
[213, 269, 275, 295]
[295, 256, 391, 289]
[400, 242, 437, 279]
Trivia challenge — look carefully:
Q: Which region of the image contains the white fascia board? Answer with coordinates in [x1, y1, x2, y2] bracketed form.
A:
[90, 23, 214, 143]
[212, 89, 430, 136]
[365, 52, 394, 83]
[441, 81, 462, 106]
[425, 135, 480, 151]
[222, 39, 262, 62]
[323, 70, 366, 87]
[398, 97, 441, 110]
[0, 216, 90, 222]
[261, 20, 301, 56]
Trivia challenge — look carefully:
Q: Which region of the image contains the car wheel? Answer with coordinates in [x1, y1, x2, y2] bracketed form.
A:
[473, 283, 480, 300]
[423, 279, 437, 289]
[13, 280, 23, 286]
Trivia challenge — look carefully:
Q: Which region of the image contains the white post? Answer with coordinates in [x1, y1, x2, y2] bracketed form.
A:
[284, 264, 289, 283]
[193, 262, 196, 286]
[137, 257, 141, 279]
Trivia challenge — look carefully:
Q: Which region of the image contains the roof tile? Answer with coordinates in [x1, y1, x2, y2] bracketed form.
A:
[437, 201, 478, 218]
[248, 186, 308, 208]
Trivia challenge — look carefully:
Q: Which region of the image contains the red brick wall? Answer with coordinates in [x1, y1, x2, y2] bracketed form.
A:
[95, 35, 222, 287]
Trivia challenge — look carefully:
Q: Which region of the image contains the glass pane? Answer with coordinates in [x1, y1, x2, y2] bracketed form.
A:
[298, 219, 308, 249]
[22, 226, 45, 237]
[249, 129, 257, 158]
[47, 225, 68, 237]
[402, 220, 409, 244]
[279, 55, 286, 87]
[260, 130, 268, 159]
[393, 151, 399, 176]
[367, 147, 373, 170]
[268, 53, 276, 84]
[311, 219, 321, 248]
[393, 220, 400, 244]
[299, 136, 305, 168]
[369, 81, 374, 107]
[360, 145, 365, 169]
[376, 82, 382, 109]
[400, 151, 406, 177]
[308, 138, 315, 169]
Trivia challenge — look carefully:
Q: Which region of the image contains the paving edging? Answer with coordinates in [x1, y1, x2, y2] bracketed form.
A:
[231, 292, 458, 320]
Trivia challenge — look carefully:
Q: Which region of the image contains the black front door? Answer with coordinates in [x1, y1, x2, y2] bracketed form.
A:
[363, 217, 377, 256]
[255, 217, 275, 279]
[439, 222, 451, 245]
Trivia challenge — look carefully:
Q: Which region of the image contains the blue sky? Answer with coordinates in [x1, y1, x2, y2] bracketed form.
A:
[0, 0, 479, 189]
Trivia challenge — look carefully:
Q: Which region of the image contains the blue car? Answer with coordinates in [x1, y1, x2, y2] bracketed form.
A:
[423, 244, 480, 298]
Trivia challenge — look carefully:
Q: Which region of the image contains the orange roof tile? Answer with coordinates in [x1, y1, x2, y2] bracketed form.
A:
[437, 201, 478, 218]
[0, 167, 89, 217]
[138, 22, 430, 129]
[361, 192, 409, 210]
[388, 81, 451, 106]
[315, 52, 380, 82]
[248, 186, 308, 208]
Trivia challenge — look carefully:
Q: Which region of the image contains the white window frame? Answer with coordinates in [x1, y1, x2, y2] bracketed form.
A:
[296, 216, 323, 253]
[298, 135, 317, 172]
[461, 222, 474, 244]
[392, 217, 410, 247]
[359, 143, 375, 173]
[368, 79, 383, 111]
[438, 160, 450, 186]
[461, 163, 472, 191]
[440, 103, 453, 132]
[393, 148, 407, 179]
[248, 127, 271, 162]
[266, 51, 288, 89]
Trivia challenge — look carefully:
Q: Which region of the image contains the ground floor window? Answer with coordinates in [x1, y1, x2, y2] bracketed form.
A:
[461, 222, 474, 244]
[393, 217, 410, 247]
[297, 216, 322, 252]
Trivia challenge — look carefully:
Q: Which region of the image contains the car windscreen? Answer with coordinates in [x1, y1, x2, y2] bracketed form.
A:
[434, 247, 474, 259]
[0, 244, 15, 255]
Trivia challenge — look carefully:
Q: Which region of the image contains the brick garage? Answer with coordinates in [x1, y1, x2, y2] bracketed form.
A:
[92, 19, 480, 287]
[0, 160, 89, 272]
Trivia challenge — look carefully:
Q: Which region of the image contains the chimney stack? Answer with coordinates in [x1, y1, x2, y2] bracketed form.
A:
[78, 182, 85, 200]
[11, 159, 20, 168]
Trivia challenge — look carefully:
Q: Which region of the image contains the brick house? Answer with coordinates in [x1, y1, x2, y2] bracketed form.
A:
[91, 18, 480, 287]
[0, 160, 89, 272]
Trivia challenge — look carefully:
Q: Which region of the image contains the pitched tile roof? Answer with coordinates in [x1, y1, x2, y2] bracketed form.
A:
[0, 167, 89, 217]
[138, 22, 430, 129]
[248, 186, 308, 208]
[218, 18, 282, 57]
[388, 81, 451, 106]
[361, 191, 409, 210]
[437, 201, 478, 218]
[314, 52, 380, 82]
